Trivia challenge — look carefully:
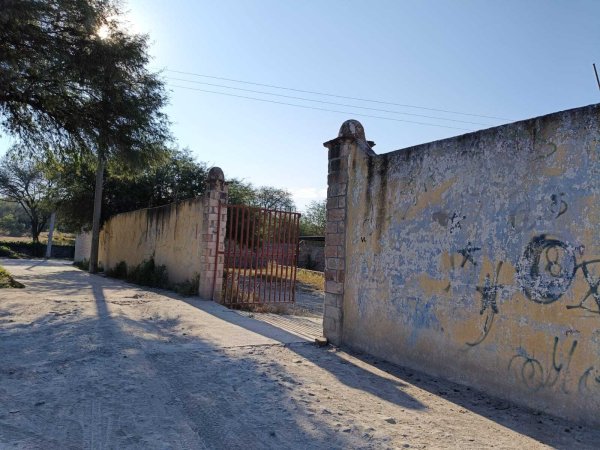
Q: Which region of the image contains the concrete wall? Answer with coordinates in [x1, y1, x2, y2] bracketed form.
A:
[74, 232, 92, 263]
[87, 167, 228, 299]
[99, 198, 204, 284]
[323, 104, 600, 425]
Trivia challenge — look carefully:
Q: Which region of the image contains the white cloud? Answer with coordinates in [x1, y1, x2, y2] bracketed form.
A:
[290, 187, 327, 211]
[290, 187, 327, 200]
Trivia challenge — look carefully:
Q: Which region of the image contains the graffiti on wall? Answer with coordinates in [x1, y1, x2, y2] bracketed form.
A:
[458, 242, 481, 268]
[466, 261, 504, 347]
[517, 234, 600, 314]
[566, 259, 600, 315]
[516, 234, 577, 304]
[459, 234, 600, 347]
[508, 336, 600, 396]
[550, 193, 568, 218]
[508, 192, 569, 232]
[578, 366, 600, 394]
[508, 336, 580, 393]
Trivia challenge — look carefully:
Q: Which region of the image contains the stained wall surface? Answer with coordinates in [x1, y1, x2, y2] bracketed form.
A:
[340, 104, 600, 424]
[99, 198, 204, 284]
[74, 232, 92, 263]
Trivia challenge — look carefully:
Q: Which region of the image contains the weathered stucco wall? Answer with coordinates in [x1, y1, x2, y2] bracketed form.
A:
[99, 198, 205, 285]
[74, 231, 92, 263]
[97, 166, 228, 299]
[329, 104, 600, 425]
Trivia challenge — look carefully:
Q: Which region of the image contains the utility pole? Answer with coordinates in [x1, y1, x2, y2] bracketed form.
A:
[45, 211, 56, 259]
[594, 63, 600, 92]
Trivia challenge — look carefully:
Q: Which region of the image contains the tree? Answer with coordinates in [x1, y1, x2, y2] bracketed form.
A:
[50, 147, 208, 232]
[0, 0, 117, 146]
[0, 200, 29, 236]
[299, 200, 326, 236]
[1, 1, 170, 272]
[80, 17, 169, 272]
[135, 148, 208, 207]
[227, 179, 296, 211]
[0, 148, 55, 242]
[225, 179, 297, 246]
[227, 179, 257, 207]
[253, 186, 295, 211]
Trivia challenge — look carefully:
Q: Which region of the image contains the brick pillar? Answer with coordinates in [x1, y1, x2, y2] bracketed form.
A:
[199, 167, 228, 300]
[322, 120, 374, 345]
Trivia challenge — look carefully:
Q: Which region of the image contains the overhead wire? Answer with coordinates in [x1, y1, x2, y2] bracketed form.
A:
[163, 76, 494, 127]
[161, 68, 513, 122]
[167, 83, 474, 131]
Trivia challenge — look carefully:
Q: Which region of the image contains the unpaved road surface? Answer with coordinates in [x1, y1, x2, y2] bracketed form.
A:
[1, 259, 599, 449]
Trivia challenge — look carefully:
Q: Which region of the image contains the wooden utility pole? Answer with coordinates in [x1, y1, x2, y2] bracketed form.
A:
[594, 63, 600, 91]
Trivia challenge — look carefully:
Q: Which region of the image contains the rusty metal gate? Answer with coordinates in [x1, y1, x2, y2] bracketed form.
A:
[218, 204, 301, 305]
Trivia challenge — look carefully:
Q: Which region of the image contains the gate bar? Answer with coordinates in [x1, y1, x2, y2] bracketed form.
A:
[250, 207, 258, 302]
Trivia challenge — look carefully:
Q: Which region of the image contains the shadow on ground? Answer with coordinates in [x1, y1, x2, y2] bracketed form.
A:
[0, 260, 413, 448]
[190, 293, 600, 450]
[1, 259, 599, 449]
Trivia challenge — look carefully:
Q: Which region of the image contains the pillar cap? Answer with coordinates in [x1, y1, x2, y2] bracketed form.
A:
[338, 120, 365, 140]
[208, 166, 225, 189]
[324, 120, 375, 150]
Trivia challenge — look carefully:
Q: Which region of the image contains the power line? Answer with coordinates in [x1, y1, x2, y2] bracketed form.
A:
[164, 76, 494, 126]
[161, 68, 513, 121]
[167, 83, 475, 131]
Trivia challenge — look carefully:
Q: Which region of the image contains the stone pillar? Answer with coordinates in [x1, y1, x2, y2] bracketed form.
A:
[198, 167, 228, 300]
[322, 120, 374, 345]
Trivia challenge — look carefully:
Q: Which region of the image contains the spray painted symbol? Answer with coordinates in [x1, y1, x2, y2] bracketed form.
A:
[458, 242, 481, 268]
[467, 261, 504, 347]
[566, 259, 600, 315]
[550, 193, 568, 218]
[516, 235, 576, 304]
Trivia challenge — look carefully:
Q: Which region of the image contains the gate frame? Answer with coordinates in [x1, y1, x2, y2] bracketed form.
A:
[217, 203, 301, 306]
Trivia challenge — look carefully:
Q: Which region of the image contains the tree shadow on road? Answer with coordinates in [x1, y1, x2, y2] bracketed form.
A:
[180, 297, 425, 410]
[3, 259, 599, 449]
[0, 263, 371, 449]
[189, 298, 600, 450]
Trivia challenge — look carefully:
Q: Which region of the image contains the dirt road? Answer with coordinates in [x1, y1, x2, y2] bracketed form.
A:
[1, 259, 598, 449]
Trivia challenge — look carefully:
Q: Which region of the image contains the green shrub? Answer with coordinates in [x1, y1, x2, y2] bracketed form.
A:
[0, 241, 74, 259]
[0, 265, 24, 288]
[173, 274, 200, 296]
[126, 258, 169, 289]
[0, 241, 45, 257]
[73, 258, 89, 271]
[0, 245, 20, 259]
[106, 261, 127, 279]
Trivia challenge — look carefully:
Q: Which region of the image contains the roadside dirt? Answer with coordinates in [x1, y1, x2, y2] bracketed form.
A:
[1, 259, 599, 449]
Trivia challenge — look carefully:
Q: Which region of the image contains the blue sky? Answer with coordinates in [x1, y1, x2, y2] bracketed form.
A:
[2, 1, 599, 210]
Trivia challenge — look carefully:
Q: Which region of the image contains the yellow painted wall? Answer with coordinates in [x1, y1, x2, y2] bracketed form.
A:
[99, 198, 205, 284]
[342, 104, 600, 425]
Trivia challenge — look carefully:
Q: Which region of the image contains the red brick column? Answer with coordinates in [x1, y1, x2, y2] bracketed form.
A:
[199, 167, 228, 300]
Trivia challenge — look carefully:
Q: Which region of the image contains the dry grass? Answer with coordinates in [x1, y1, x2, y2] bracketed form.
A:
[0, 265, 24, 288]
[229, 302, 289, 314]
[221, 263, 324, 308]
[295, 268, 324, 292]
[225, 263, 324, 291]
[0, 232, 76, 245]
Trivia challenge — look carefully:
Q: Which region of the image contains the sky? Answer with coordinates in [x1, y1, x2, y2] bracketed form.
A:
[2, 1, 600, 211]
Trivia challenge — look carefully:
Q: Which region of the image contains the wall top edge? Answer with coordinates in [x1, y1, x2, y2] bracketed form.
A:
[377, 102, 600, 161]
[105, 195, 205, 223]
